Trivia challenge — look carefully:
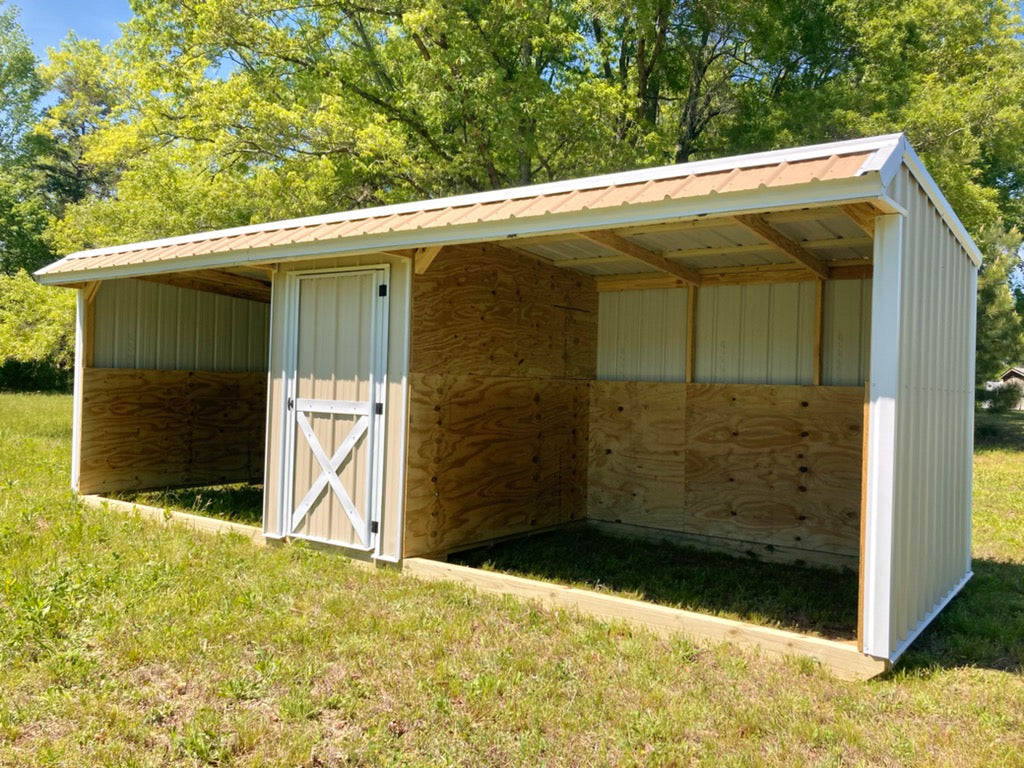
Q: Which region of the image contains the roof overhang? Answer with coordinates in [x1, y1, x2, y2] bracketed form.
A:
[35, 133, 982, 288]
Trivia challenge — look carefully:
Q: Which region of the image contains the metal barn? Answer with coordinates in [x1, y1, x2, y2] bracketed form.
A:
[37, 134, 978, 677]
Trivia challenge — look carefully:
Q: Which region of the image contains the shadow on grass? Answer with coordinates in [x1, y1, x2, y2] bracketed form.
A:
[111, 483, 264, 527]
[895, 558, 1024, 674]
[450, 527, 859, 641]
[974, 409, 1024, 453]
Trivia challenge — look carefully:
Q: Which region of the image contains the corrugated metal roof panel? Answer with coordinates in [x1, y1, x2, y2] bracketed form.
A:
[37, 135, 935, 281]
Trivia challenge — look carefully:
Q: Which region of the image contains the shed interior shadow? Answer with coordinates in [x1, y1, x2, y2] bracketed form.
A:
[450, 526, 859, 641]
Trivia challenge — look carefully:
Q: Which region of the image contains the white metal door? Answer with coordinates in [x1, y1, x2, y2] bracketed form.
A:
[282, 269, 388, 550]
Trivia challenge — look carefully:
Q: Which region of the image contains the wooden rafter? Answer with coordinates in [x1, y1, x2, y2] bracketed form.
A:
[413, 245, 443, 274]
[840, 203, 877, 237]
[733, 214, 830, 280]
[137, 269, 271, 303]
[546, 235, 874, 270]
[577, 230, 702, 286]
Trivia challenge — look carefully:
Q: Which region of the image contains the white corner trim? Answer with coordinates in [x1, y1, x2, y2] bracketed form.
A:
[862, 213, 904, 660]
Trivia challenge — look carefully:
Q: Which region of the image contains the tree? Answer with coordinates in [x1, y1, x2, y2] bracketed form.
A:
[0, 269, 75, 391]
[0, 0, 47, 275]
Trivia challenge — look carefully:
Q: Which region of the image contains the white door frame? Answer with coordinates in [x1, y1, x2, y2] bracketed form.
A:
[277, 265, 390, 554]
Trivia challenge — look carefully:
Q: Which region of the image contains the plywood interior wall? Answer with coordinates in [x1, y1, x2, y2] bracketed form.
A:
[404, 244, 597, 557]
[588, 381, 864, 568]
[78, 368, 265, 494]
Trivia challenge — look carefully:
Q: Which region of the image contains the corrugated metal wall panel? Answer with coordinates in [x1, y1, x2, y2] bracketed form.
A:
[886, 166, 975, 656]
[695, 282, 815, 384]
[597, 289, 687, 381]
[823, 279, 872, 386]
[92, 278, 270, 372]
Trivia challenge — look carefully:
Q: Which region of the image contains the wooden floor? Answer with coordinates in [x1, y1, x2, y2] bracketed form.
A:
[81, 495, 888, 681]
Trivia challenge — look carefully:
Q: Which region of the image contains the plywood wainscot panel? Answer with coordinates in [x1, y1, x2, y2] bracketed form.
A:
[404, 372, 588, 557]
[684, 383, 863, 563]
[78, 368, 266, 494]
[588, 381, 688, 527]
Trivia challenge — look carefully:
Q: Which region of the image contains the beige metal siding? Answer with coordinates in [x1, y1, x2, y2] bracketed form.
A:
[694, 282, 815, 384]
[92, 278, 269, 371]
[264, 253, 411, 563]
[597, 289, 688, 381]
[822, 278, 872, 386]
[888, 167, 975, 654]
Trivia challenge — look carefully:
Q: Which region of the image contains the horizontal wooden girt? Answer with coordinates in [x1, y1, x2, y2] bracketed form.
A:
[577, 230, 703, 286]
[593, 261, 872, 292]
[733, 214, 830, 280]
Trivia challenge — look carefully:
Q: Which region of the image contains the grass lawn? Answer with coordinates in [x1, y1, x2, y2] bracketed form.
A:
[1, 393, 1022, 766]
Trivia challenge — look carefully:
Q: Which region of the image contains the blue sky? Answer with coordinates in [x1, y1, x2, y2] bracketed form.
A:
[16, 0, 132, 60]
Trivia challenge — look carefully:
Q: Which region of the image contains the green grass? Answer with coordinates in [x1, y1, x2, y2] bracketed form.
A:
[453, 531, 859, 640]
[1, 393, 1023, 766]
[111, 484, 265, 526]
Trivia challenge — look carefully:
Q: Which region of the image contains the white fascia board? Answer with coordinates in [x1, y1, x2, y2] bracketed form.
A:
[899, 144, 983, 267]
[39, 134, 905, 270]
[35, 175, 887, 284]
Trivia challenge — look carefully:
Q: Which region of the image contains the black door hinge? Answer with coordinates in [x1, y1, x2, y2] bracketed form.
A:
[378, 284, 388, 297]
[287, 397, 294, 411]
[375, 402, 384, 415]
[370, 521, 379, 534]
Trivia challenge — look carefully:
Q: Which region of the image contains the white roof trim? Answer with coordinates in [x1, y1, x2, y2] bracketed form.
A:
[898, 143, 983, 266]
[40, 133, 905, 270]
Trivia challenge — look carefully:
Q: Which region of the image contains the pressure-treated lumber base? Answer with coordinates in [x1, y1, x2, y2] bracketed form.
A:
[403, 557, 889, 681]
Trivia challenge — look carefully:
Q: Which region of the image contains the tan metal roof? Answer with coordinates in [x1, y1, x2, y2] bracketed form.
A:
[36, 133, 977, 282]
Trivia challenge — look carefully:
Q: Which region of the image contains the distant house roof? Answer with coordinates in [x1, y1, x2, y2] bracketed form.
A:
[35, 133, 981, 286]
[1000, 367, 1024, 382]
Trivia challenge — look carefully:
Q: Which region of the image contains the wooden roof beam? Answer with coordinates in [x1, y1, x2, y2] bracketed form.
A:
[840, 203, 877, 237]
[577, 230, 703, 286]
[413, 245, 443, 274]
[733, 214, 830, 280]
[136, 268, 271, 303]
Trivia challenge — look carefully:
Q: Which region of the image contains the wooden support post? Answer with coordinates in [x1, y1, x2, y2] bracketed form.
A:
[83, 281, 99, 368]
[813, 278, 824, 386]
[414, 245, 443, 275]
[686, 284, 697, 383]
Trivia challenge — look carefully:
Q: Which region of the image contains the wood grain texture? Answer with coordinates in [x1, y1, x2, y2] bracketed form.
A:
[410, 243, 598, 380]
[78, 368, 266, 493]
[403, 372, 588, 557]
[588, 381, 864, 566]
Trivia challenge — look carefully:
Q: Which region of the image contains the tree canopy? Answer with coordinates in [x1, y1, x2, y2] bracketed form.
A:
[2, 0, 1024, 384]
